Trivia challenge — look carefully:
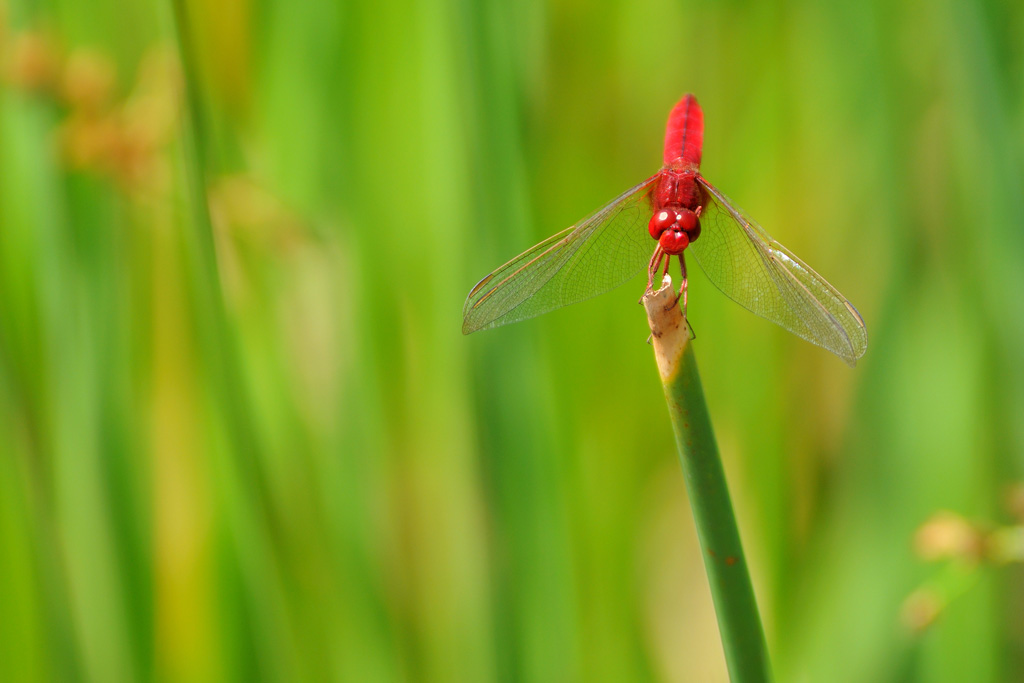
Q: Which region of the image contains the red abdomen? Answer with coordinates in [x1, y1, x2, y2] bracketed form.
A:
[662, 94, 704, 168]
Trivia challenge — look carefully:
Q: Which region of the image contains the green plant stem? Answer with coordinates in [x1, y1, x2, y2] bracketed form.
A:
[643, 277, 771, 683]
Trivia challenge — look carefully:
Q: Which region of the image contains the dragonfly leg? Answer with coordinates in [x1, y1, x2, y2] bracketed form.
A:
[679, 252, 688, 318]
[646, 246, 664, 293]
[677, 253, 696, 338]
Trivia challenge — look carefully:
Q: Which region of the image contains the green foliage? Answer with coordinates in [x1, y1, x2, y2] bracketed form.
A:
[0, 0, 1022, 680]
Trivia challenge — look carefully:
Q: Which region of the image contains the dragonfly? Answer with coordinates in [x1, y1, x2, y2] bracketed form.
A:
[462, 94, 868, 366]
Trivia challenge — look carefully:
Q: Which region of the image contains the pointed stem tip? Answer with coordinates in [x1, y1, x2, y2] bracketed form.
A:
[642, 274, 690, 380]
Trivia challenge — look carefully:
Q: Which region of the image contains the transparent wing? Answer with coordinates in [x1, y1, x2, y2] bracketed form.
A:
[691, 176, 868, 365]
[462, 174, 659, 334]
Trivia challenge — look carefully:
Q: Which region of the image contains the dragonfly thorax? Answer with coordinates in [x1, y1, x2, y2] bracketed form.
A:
[653, 168, 704, 212]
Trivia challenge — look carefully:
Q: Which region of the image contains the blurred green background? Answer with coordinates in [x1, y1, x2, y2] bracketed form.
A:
[1, 0, 1023, 680]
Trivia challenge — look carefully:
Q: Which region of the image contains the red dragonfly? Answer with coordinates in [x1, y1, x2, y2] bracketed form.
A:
[462, 94, 868, 366]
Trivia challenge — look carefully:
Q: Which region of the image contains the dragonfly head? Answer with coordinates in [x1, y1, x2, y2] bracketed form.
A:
[648, 207, 701, 254]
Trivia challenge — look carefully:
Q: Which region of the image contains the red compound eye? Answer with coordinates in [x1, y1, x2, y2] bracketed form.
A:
[658, 228, 690, 255]
[648, 210, 677, 240]
[677, 210, 698, 233]
[686, 218, 701, 242]
[676, 209, 701, 242]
